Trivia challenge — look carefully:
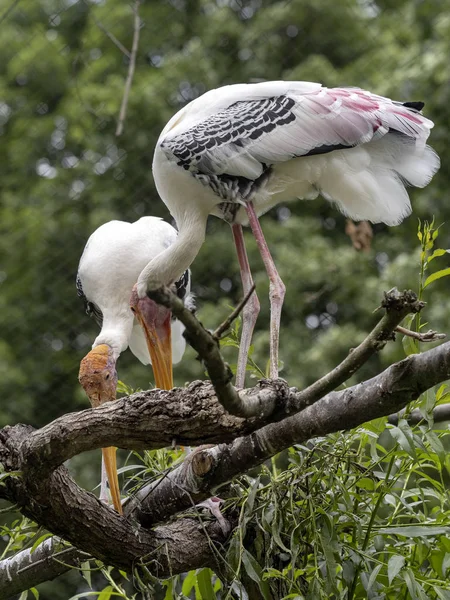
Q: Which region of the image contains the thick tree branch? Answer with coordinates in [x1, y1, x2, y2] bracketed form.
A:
[17, 289, 434, 482]
[148, 287, 422, 419]
[388, 403, 450, 425]
[0, 342, 449, 594]
[128, 341, 450, 526]
[0, 427, 230, 597]
[148, 286, 278, 418]
[0, 539, 86, 599]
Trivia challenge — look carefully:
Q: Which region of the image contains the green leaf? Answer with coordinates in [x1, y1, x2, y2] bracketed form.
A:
[442, 553, 450, 577]
[428, 248, 448, 262]
[163, 578, 173, 600]
[424, 267, 450, 288]
[402, 568, 427, 600]
[245, 476, 260, 516]
[30, 532, 53, 554]
[356, 477, 376, 491]
[241, 548, 261, 583]
[389, 425, 417, 459]
[436, 384, 449, 401]
[97, 586, 113, 600]
[182, 570, 196, 596]
[366, 563, 382, 593]
[435, 588, 450, 600]
[196, 568, 215, 600]
[402, 332, 419, 356]
[379, 526, 450, 537]
[388, 554, 405, 584]
[425, 430, 446, 463]
[30, 590, 39, 600]
[81, 560, 92, 588]
[241, 549, 272, 600]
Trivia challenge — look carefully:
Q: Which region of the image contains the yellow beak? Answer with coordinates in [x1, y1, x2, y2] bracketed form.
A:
[102, 447, 122, 515]
[129, 286, 174, 391]
[141, 314, 173, 390]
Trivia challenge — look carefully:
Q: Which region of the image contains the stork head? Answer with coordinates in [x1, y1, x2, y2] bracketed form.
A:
[129, 285, 173, 390]
[78, 344, 122, 514]
[79, 344, 118, 407]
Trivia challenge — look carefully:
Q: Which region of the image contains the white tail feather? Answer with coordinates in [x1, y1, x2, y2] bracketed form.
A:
[270, 133, 440, 226]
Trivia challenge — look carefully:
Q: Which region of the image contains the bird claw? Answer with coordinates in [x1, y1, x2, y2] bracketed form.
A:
[197, 496, 231, 537]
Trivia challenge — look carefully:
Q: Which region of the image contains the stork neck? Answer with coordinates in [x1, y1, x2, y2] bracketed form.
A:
[93, 313, 133, 360]
[137, 210, 207, 296]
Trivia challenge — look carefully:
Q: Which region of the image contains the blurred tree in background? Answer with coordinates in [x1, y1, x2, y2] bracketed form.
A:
[0, 0, 449, 598]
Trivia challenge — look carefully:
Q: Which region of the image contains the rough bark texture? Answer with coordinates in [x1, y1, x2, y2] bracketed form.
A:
[0, 291, 448, 598]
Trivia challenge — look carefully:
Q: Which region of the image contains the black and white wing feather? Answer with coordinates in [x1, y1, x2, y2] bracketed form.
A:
[158, 82, 439, 225]
[161, 84, 435, 181]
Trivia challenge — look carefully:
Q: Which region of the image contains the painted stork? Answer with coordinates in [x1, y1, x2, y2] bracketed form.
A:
[77, 217, 193, 513]
[135, 81, 439, 387]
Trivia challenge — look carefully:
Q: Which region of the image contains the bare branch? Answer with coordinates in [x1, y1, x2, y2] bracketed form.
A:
[148, 287, 421, 420]
[0, 538, 86, 598]
[388, 403, 450, 425]
[148, 286, 277, 418]
[1, 339, 449, 592]
[213, 284, 256, 340]
[395, 325, 446, 342]
[91, 13, 131, 58]
[287, 288, 424, 413]
[115, 0, 141, 136]
[0, 425, 231, 595]
[128, 340, 450, 526]
[19, 289, 426, 481]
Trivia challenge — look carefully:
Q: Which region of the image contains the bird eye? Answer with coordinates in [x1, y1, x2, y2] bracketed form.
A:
[105, 374, 110, 380]
[130, 306, 136, 313]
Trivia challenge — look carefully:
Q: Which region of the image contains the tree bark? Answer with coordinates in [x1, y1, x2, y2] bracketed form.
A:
[0, 291, 448, 597]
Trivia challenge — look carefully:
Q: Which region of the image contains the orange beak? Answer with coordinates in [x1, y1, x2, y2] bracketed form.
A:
[79, 345, 123, 514]
[130, 289, 173, 390]
[102, 447, 122, 515]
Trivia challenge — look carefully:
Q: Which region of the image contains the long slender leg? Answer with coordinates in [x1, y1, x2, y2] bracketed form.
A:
[245, 201, 285, 379]
[231, 224, 260, 388]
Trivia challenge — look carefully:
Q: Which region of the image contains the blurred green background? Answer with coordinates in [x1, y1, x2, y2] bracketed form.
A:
[0, 0, 449, 597]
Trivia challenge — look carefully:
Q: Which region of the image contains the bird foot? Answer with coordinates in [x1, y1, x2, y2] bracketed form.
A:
[196, 497, 231, 537]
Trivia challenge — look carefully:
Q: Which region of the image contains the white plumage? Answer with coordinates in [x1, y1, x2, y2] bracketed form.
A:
[77, 216, 189, 365]
[135, 80, 440, 386]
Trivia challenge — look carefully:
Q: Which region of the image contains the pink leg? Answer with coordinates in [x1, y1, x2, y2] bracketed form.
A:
[232, 224, 260, 388]
[245, 201, 286, 379]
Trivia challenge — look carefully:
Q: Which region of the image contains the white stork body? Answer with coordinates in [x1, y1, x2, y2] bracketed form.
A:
[78, 216, 189, 366]
[137, 81, 440, 386]
[77, 216, 192, 512]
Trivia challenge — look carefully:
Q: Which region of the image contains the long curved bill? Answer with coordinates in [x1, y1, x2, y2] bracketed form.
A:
[79, 346, 123, 514]
[143, 312, 173, 390]
[133, 298, 173, 390]
[102, 447, 122, 515]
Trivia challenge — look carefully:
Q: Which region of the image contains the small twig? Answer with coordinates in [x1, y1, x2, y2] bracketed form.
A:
[213, 284, 256, 340]
[91, 13, 131, 58]
[289, 289, 424, 413]
[147, 286, 279, 418]
[115, 0, 141, 136]
[395, 325, 446, 343]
